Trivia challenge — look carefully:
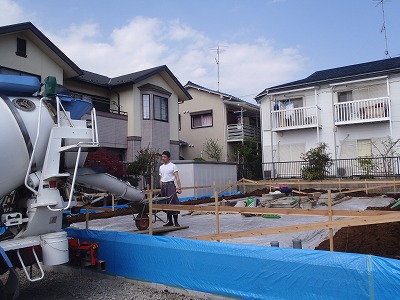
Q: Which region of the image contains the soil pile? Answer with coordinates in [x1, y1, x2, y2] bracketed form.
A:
[316, 204, 400, 259]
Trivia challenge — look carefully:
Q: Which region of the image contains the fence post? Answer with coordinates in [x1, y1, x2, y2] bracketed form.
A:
[328, 189, 334, 252]
[147, 188, 153, 236]
[214, 190, 220, 237]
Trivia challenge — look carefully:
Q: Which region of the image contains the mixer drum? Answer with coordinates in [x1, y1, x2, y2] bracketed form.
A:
[0, 96, 55, 198]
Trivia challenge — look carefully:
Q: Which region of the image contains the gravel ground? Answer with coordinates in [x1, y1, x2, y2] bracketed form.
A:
[2, 266, 231, 300]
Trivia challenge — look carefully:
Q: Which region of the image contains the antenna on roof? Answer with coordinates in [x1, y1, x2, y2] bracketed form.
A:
[375, 0, 391, 58]
[210, 45, 227, 91]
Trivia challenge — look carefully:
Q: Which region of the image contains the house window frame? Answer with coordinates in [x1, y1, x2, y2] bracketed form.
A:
[142, 94, 150, 120]
[338, 91, 353, 103]
[16, 38, 27, 58]
[190, 110, 213, 129]
[153, 95, 169, 122]
[357, 139, 372, 158]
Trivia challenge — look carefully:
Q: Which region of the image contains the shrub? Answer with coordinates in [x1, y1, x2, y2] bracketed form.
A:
[301, 143, 333, 181]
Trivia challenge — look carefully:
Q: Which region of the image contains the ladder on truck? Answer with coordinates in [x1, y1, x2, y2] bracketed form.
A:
[0, 92, 99, 299]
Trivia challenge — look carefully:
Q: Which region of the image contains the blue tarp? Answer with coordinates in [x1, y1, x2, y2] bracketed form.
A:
[65, 228, 400, 299]
[179, 191, 242, 202]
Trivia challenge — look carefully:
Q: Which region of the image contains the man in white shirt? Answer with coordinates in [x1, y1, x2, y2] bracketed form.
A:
[159, 151, 182, 226]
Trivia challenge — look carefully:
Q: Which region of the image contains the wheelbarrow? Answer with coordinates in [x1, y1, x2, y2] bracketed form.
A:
[128, 193, 176, 230]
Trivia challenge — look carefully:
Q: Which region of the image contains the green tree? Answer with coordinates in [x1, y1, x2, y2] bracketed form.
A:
[301, 143, 333, 181]
[234, 138, 261, 164]
[127, 146, 159, 188]
[234, 138, 262, 179]
[203, 138, 222, 162]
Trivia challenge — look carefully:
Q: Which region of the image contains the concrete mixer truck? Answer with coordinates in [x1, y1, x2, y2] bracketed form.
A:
[0, 74, 144, 299]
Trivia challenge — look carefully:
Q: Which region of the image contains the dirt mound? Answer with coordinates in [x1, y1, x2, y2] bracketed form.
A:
[316, 204, 400, 259]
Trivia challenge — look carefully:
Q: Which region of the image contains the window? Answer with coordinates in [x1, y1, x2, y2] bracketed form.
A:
[142, 94, 150, 119]
[16, 38, 27, 57]
[178, 114, 181, 131]
[191, 110, 213, 128]
[357, 139, 372, 157]
[154, 95, 168, 121]
[338, 91, 353, 103]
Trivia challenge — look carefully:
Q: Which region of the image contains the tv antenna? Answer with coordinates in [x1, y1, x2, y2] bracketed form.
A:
[375, 0, 391, 58]
[211, 45, 227, 91]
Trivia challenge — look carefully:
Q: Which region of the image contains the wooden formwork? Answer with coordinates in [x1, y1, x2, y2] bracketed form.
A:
[148, 178, 400, 251]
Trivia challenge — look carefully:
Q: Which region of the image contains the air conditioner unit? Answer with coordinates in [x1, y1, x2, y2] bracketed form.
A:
[264, 170, 278, 179]
[336, 167, 350, 177]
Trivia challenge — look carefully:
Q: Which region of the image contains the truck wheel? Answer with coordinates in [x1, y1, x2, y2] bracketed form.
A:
[0, 281, 6, 300]
[135, 214, 149, 231]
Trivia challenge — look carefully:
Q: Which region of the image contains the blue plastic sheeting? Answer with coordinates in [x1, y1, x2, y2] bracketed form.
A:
[64, 204, 129, 216]
[64, 209, 102, 216]
[65, 228, 400, 300]
[179, 191, 242, 202]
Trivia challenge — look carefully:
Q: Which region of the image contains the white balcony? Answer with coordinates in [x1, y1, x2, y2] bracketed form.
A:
[227, 123, 260, 142]
[334, 97, 390, 125]
[271, 106, 321, 131]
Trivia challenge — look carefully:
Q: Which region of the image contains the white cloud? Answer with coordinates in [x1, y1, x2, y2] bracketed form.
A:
[43, 17, 306, 103]
[0, 0, 25, 26]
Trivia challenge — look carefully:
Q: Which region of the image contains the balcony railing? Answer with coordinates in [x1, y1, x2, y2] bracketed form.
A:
[271, 106, 320, 131]
[334, 97, 390, 125]
[227, 123, 260, 142]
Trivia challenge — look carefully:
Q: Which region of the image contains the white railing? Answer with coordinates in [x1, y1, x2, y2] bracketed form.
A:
[227, 123, 260, 141]
[271, 106, 320, 131]
[334, 97, 390, 124]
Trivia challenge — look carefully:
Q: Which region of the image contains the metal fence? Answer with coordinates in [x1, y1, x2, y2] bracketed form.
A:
[238, 156, 400, 180]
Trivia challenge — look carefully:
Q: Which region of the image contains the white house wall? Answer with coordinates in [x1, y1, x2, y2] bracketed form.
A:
[0, 33, 63, 82]
[260, 74, 400, 164]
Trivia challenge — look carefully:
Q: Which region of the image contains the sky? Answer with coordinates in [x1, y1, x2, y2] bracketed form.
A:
[2, 0, 400, 104]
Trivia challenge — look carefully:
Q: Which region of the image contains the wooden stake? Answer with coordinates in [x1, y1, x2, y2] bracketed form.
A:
[269, 179, 272, 193]
[85, 207, 89, 230]
[214, 191, 220, 236]
[394, 177, 396, 194]
[111, 194, 115, 212]
[147, 188, 153, 236]
[365, 179, 368, 195]
[328, 189, 333, 251]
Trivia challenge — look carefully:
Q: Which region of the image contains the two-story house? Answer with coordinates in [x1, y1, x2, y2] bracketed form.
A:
[0, 22, 191, 167]
[180, 81, 260, 162]
[256, 57, 400, 178]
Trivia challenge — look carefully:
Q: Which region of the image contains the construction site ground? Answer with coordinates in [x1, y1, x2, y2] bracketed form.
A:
[68, 188, 400, 260]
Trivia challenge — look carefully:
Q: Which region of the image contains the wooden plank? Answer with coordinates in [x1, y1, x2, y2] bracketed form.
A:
[152, 204, 399, 218]
[130, 226, 189, 235]
[191, 212, 400, 241]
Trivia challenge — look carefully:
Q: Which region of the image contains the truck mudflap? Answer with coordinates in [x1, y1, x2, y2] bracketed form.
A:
[0, 246, 19, 300]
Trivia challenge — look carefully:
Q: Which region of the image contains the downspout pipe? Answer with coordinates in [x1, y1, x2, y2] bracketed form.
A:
[108, 80, 121, 114]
